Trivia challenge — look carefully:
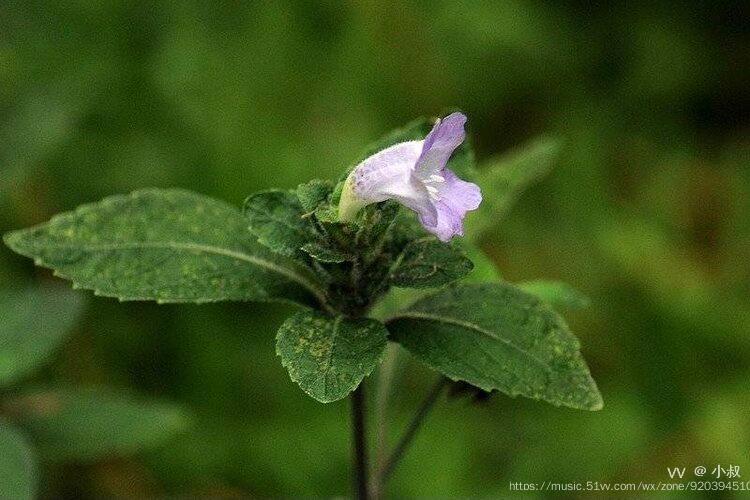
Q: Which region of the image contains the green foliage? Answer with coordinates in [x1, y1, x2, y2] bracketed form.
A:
[447, 135, 480, 181]
[244, 189, 318, 258]
[518, 280, 590, 310]
[1, 1, 744, 495]
[0, 286, 84, 387]
[387, 283, 602, 411]
[296, 179, 334, 213]
[7, 388, 190, 461]
[460, 242, 502, 282]
[2, 114, 596, 421]
[0, 421, 36, 500]
[301, 242, 349, 263]
[3, 189, 326, 308]
[467, 136, 561, 239]
[390, 237, 473, 288]
[276, 311, 387, 403]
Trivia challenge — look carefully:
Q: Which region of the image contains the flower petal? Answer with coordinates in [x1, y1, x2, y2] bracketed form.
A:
[349, 140, 422, 203]
[338, 112, 478, 232]
[340, 140, 435, 222]
[394, 184, 438, 227]
[415, 112, 467, 179]
[420, 169, 482, 241]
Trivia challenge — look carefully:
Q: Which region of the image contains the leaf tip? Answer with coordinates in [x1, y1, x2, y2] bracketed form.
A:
[2, 228, 25, 253]
[588, 390, 605, 411]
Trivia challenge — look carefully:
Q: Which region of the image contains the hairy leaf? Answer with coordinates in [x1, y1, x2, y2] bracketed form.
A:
[276, 310, 387, 403]
[361, 201, 400, 245]
[6, 388, 190, 461]
[296, 179, 333, 213]
[3, 189, 327, 308]
[244, 189, 319, 258]
[0, 286, 85, 387]
[467, 136, 561, 239]
[390, 238, 473, 288]
[301, 242, 348, 263]
[518, 280, 590, 310]
[0, 421, 37, 500]
[387, 283, 602, 410]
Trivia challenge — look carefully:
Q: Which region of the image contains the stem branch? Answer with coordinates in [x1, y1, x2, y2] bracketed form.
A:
[375, 376, 449, 488]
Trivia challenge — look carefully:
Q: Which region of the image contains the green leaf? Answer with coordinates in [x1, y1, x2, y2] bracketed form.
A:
[467, 136, 561, 239]
[3, 189, 327, 308]
[0, 421, 37, 500]
[387, 283, 602, 411]
[6, 388, 190, 461]
[313, 182, 344, 224]
[244, 189, 319, 258]
[390, 237, 473, 288]
[458, 241, 502, 282]
[313, 203, 340, 224]
[276, 310, 387, 403]
[296, 179, 333, 213]
[518, 280, 590, 310]
[301, 242, 348, 263]
[0, 286, 85, 387]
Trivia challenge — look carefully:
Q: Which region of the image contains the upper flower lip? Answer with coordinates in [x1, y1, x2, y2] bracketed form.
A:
[339, 112, 482, 242]
[415, 112, 467, 180]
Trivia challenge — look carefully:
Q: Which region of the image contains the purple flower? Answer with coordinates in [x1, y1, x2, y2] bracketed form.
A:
[339, 112, 482, 242]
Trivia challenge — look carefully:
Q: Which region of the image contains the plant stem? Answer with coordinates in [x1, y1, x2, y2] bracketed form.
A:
[371, 344, 400, 499]
[351, 383, 368, 500]
[375, 377, 449, 487]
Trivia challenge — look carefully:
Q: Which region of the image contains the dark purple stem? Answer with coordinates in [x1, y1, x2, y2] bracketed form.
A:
[351, 383, 368, 499]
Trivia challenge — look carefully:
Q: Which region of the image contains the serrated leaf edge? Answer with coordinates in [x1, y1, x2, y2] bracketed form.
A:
[3, 189, 331, 310]
[276, 313, 386, 403]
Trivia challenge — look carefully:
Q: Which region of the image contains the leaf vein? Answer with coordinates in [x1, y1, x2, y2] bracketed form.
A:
[37, 241, 329, 310]
[389, 311, 551, 373]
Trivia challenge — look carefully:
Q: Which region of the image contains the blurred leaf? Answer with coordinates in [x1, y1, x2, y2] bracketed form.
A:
[508, 395, 650, 483]
[517, 280, 590, 310]
[370, 288, 428, 322]
[0, 59, 112, 199]
[243, 189, 318, 258]
[7, 388, 190, 461]
[4, 189, 327, 308]
[276, 310, 387, 403]
[447, 134, 480, 181]
[693, 384, 750, 473]
[467, 136, 562, 239]
[387, 283, 602, 410]
[390, 237, 473, 288]
[0, 286, 84, 387]
[460, 241, 502, 282]
[598, 214, 750, 340]
[0, 421, 37, 500]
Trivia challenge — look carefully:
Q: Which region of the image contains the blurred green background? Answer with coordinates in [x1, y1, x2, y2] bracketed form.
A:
[2, 1, 749, 497]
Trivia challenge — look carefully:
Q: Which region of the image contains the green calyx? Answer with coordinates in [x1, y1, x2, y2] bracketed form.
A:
[337, 175, 368, 223]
